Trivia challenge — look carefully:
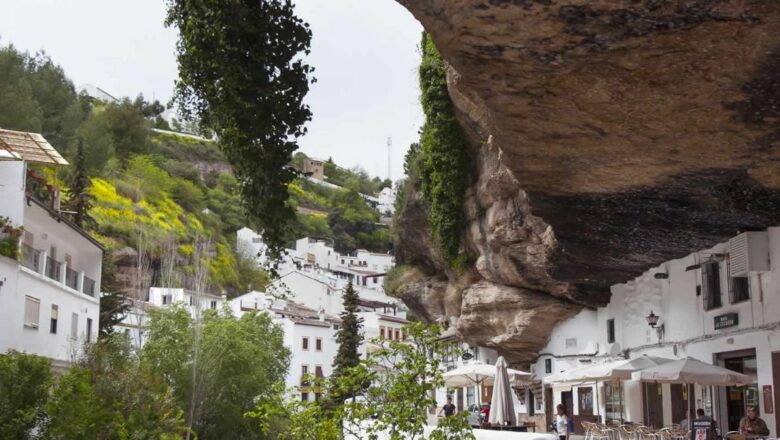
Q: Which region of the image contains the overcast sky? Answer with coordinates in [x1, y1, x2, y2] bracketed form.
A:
[0, 0, 423, 181]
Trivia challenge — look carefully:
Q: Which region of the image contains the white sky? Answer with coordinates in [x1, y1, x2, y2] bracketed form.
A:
[0, 0, 423, 181]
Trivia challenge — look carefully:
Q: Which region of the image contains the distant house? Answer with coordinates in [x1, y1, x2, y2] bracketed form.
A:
[76, 83, 119, 103]
[0, 129, 103, 369]
[302, 157, 325, 180]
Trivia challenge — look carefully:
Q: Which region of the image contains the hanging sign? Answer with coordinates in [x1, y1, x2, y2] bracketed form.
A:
[714, 313, 739, 330]
[764, 385, 773, 414]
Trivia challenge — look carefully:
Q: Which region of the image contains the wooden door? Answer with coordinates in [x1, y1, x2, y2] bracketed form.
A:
[562, 391, 574, 418]
[545, 387, 554, 430]
[643, 383, 664, 428]
[773, 353, 780, 433]
[482, 385, 493, 404]
[671, 384, 687, 424]
[457, 387, 465, 413]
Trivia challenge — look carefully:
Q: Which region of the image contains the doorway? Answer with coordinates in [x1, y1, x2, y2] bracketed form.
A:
[457, 387, 464, 413]
[716, 349, 758, 432]
[671, 384, 695, 424]
[482, 385, 493, 405]
[562, 390, 574, 418]
[643, 382, 664, 428]
[579, 387, 594, 416]
[545, 387, 554, 429]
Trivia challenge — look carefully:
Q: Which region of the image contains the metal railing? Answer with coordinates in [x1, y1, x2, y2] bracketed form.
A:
[83, 276, 96, 297]
[21, 244, 40, 272]
[65, 267, 79, 290]
[46, 257, 61, 281]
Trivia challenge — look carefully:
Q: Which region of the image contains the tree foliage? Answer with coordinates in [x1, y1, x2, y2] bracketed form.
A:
[330, 280, 363, 401]
[98, 251, 129, 337]
[166, 0, 314, 270]
[64, 140, 96, 229]
[141, 305, 290, 439]
[339, 323, 475, 440]
[414, 33, 471, 269]
[0, 351, 51, 440]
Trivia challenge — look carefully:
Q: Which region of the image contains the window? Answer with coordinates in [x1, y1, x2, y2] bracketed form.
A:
[210, 300, 217, 309]
[302, 337, 309, 350]
[189, 296, 194, 306]
[380, 327, 385, 339]
[71, 313, 79, 338]
[315, 392, 321, 401]
[86, 318, 93, 343]
[252, 237, 262, 243]
[301, 392, 309, 402]
[607, 319, 615, 343]
[315, 338, 322, 351]
[301, 365, 309, 385]
[395, 329, 400, 341]
[730, 276, 750, 304]
[466, 386, 476, 407]
[545, 358, 552, 374]
[24, 296, 40, 328]
[373, 278, 377, 284]
[528, 390, 536, 416]
[50, 304, 59, 334]
[702, 261, 722, 310]
[162, 294, 172, 305]
[315, 366, 323, 378]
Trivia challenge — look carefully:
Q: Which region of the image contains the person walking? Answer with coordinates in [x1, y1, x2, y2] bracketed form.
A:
[438, 396, 457, 418]
[555, 404, 570, 440]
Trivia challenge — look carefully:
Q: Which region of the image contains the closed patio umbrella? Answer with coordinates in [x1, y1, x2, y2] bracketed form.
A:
[574, 356, 674, 382]
[489, 356, 517, 426]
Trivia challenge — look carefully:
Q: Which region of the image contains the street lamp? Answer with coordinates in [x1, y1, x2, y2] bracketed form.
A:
[645, 310, 664, 342]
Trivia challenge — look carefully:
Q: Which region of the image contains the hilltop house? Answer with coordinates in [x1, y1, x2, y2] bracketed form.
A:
[0, 129, 103, 369]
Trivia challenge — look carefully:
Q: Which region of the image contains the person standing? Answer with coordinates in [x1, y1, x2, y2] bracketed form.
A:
[438, 397, 457, 418]
[740, 406, 769, 438]
[555, 404, 570, 440]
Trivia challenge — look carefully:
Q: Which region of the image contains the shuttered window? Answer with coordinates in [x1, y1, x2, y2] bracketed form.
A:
[71, 313, 79, 338]
[24, 296, 40, 328]
[702, 261, 722, 310]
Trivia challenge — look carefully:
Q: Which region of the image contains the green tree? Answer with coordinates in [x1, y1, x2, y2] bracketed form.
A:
[331, 280, 363, 386]
[166, 0, 314, 269]
[76, 109, 116, 173]
[64, 140, 96, 229]
[141, 306, 290, 439]
[103, 99, 151, 160]
[0, 351, 51, 440]
[45, 335, 186, 439]
[339, 323, 475, 440]
[98, 251, 129, 337]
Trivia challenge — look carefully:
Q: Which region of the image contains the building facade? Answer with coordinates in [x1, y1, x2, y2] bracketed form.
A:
[528, 227, 780, 435]
[0, 130, 102, 369]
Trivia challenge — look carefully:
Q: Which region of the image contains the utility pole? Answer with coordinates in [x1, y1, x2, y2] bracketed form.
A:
[387, 137, 392, 181]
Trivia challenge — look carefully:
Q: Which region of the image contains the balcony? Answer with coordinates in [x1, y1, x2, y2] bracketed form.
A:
[46, 256, 61, 281]
[20, 245, 98, 299]
[22, 244, 40, 272]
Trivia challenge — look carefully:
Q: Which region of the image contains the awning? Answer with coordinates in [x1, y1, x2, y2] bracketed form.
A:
[0, 128, 68, 165]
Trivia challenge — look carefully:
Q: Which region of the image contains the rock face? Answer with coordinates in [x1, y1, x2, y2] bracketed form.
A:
[394, 0, 780, 364]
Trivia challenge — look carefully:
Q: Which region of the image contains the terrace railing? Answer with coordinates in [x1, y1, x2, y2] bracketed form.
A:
[46, 257, 61, 281]
[83, 276, 96, 297]
[22, 244, 40, 272]
[65, 267, 79, 290]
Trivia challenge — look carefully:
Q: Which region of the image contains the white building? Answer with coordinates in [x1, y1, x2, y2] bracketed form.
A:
[528, 227, 780, 435]
[229, 290, 341, 402]
[148, 287, 227, 317]
[0, 129, 102, 369]
[377, 186, 397, 217]
[115, 298, 155, 351]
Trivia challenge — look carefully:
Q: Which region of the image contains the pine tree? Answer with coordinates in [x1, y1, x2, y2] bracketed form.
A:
[329, 280, 363, 403]
[98, 251, 129, 337]
[65, 139, 96, 229]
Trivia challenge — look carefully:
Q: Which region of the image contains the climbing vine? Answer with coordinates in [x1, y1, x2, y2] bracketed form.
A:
[165, 0, 314, 272]
[416, 33, 471, 269]
[0, 216, 24, 260]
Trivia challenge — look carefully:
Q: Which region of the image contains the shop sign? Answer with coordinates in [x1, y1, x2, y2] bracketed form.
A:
[714, 313, 739, 330]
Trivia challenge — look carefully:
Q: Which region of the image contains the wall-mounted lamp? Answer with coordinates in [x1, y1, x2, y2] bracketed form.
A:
[645, 310, 664, 342]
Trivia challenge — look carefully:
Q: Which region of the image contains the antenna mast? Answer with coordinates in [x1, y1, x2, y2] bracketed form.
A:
[387, 137, 392, 181]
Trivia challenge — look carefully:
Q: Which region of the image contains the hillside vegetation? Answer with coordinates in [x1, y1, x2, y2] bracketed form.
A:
[0, 44, 391, 296]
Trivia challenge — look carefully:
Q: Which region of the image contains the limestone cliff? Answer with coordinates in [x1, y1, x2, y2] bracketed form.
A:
[394, 0, 780, 364]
